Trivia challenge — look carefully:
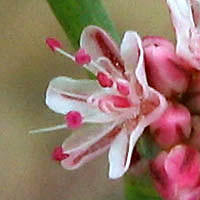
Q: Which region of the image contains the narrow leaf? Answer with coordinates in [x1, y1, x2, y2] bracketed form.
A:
[47, 0, 120, 49]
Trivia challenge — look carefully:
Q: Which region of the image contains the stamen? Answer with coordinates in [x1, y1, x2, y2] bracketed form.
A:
[45, 37, 75, 61]
[98, 95, 131, 112]
[55, 48, 75, 61]
[46, 38, 63, 52]
[75, 48, 91, 65]
[117, 81, 130, 96]
[52, 146, 69, 161]
[97, 72, 113, 88]
[65, 111, 83, 129]
[29, 124, 67, 134]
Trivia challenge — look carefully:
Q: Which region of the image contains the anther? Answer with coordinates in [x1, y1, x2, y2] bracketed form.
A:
[97, 72, 113, 88]
[116, 81, 130, 96]
[52, 146, 69, 161]
[46, 38, 63, 52]
[65, 111, 83, 129]
[75, 48, 91, 65]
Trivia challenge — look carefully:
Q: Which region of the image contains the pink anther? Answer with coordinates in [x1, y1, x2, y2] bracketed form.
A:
[117, 81, 130, 96]
[52, 146, 69, 161]
[65, 111, 83, 129]
[97, 72, 113, 88]
[75, 48, 91, 65]
[46, 38, 63, 52]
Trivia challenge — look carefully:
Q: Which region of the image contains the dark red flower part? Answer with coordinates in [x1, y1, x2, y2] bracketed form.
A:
[46, 38, 63, 52]
[52, 146, 69, 162]
[97, 72, 113, 88]
[75, 48, 91, 65]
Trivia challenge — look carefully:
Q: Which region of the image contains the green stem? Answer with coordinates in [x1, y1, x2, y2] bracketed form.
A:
[47, 0, 120, 49]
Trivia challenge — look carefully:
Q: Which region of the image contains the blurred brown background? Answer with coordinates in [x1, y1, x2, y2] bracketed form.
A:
[0, 0, 173, 199]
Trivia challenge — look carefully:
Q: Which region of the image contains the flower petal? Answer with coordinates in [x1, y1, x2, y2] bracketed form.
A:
[61, 123, 121, 169]
[108, 128, 129, 179]
[134, 32, 150, 98]
[47, 76, 101, 98]
[46, 76, 114, 123]
[166, 0, 200, 69]
[124, 91, 167, 173]
[120, 31, 139, 75]
[80, 25, 125, 73]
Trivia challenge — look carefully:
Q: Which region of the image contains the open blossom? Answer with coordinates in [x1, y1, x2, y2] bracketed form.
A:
[166, 0, 200, 70]
[150, 145, 200, 200]
[34, 26, 167, 179]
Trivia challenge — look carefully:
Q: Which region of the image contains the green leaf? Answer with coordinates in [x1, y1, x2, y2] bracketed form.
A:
[124, 173, 162, 200]
[47, 0, 120, 50]
[137, 130, 160, 159]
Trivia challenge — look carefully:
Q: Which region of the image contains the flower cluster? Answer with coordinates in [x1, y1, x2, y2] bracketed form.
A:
[33, 0, 200, 199]
[146, 0, 200, 199]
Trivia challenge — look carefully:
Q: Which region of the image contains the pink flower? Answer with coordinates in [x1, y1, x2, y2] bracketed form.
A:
[166, 0, 200, 70]
[150, 145, 200, 200]
[33, 26, 167, 179]
[143, 36, 190, 97]
[150, 102, 191, 149]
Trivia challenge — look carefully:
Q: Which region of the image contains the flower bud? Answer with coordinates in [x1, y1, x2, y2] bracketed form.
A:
[143, 36, 189, 97]
[150, 152, 174, 200]
[150, 145, 200, 200]
[150, 102, 191, 149]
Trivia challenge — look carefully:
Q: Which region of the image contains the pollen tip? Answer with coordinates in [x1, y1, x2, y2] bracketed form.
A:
[52, 146, 69, 161]
[46, 37, 62, 52]
[75, 48, 91, 65]
[65, 111, 83, 129]
[97, 72, 113, 88]
[117, 81, 130, 96]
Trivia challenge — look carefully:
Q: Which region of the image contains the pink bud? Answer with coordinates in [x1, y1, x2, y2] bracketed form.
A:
[150, 152, 174, 200]
[150, 145, 200, 200]
[150, 102, 191, 149]
[52, 146, 69, 161]
[46, 38, 62, 52]
[143, 36, 190, 97]
[165, 145, 200, 188]
[75, 48, 91, 65]
[65, 111, 83, 129]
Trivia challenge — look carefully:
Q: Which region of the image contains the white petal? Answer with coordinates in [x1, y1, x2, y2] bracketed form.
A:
[46, 76, 114, 123]
[131, 32, 149, 98]
[62, 122, 116, 153]
[120, 31, 139, 74]
[124, 120, 146, 173]
[191, 0, 200, 28]
[167, 0, 197, 67]
[108, 128, 128, 179]
[61, 123, 121, 170]
[48, 76, 101, 98]
[124, 89, 167, 172]
[80, 25, 125, 73]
